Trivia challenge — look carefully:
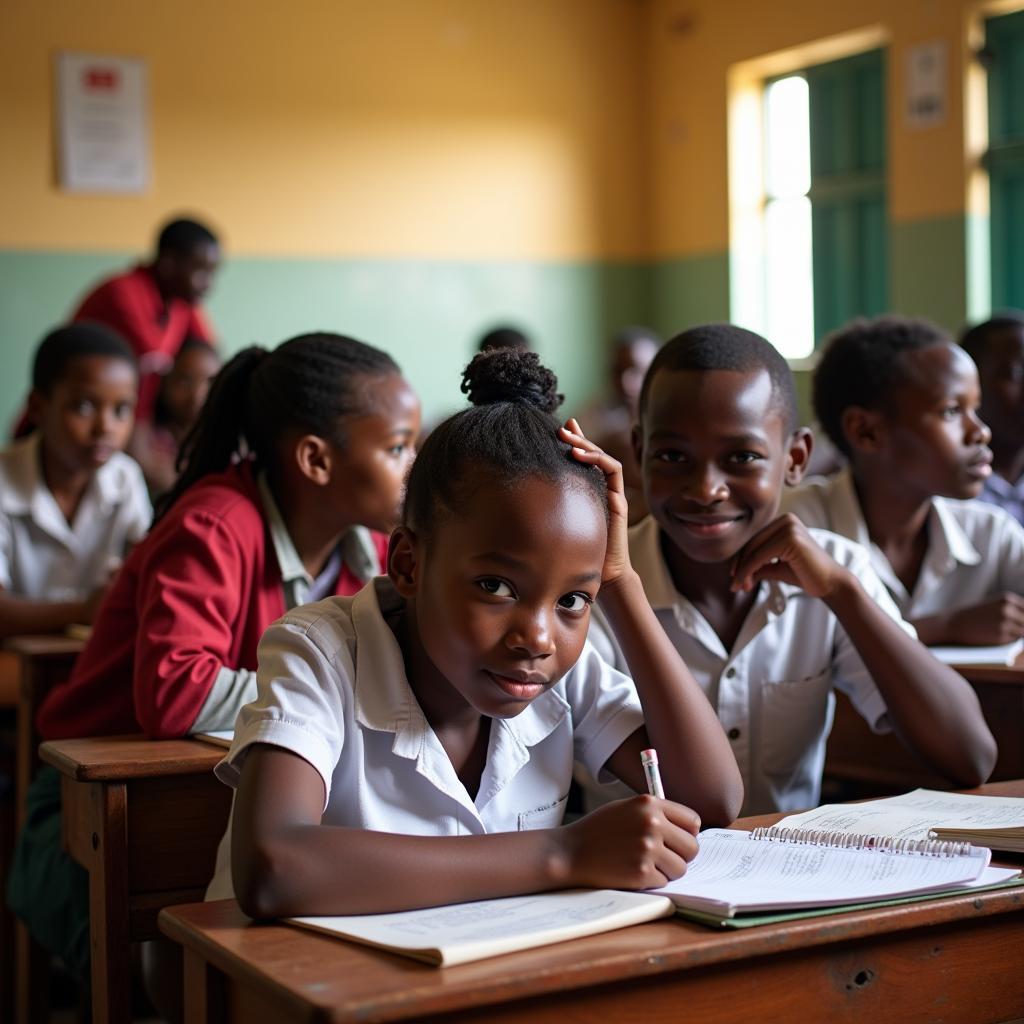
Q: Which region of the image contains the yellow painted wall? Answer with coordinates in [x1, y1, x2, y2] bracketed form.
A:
[644, 0, 1010, 258]
[0, 0, 648, 260]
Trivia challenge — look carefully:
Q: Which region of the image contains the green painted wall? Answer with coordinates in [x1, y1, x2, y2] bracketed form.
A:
[649, 252, 731, 337]
[0, 251, 650, 432]
[890, 214, 969, 333]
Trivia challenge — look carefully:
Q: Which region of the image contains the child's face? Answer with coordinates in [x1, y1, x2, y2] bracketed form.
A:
[161, 346, 220, 429]
[31, 356, 137, 475]
[873, 344, 992, 500]
[326, 374, 421, 533]
[977, 326, 1024, 451]
[395, 475, 606, 720]
[636, 367, 800, 565]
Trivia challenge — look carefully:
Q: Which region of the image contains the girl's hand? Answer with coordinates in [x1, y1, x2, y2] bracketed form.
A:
[559, 418, 629, 585]
[558, 795, 700, 889]
[730, 513, 850, 599]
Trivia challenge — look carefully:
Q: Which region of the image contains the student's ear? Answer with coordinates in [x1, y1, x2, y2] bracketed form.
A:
[630, 423, 644, 468]
[26, 389, 46, 426]
[840, 406, 886, 455]
[784, 427, 814, 486]
[387, 526, 420, 597]
[293, 434, 332, 486]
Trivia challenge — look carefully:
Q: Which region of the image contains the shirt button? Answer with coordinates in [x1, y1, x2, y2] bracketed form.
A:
[724, 667, 736, 679]
[728, 727, 741, 740]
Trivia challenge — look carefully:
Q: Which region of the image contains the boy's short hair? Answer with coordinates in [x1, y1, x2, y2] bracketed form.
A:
[813, 315, 950, 457]
[32, 323, 137, 395]
[156, 217, 218, 257]
[960, 311, 1024, 365]
[639, 323, 797, 430]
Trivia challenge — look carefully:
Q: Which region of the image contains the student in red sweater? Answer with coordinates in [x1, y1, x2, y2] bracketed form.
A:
[9, 332, 420, 981]
[72, 217, 221, 419]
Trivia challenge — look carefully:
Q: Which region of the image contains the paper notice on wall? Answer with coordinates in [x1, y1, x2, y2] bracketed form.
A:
[56, 52, 149, 193]
[906, 40, 947, 130]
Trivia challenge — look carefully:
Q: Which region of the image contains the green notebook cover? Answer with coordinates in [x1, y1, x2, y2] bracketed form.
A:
[676, 877, 1024, 929]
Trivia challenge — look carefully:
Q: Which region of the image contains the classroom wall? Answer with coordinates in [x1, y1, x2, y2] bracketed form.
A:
[0, 0, 650, 428]
[643, 0, 1015, 344]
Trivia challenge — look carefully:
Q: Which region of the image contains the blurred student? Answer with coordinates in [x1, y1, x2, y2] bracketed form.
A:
[593, 324, 994, 815]
[128, 337, 221, 498]
[71, 216, 221, 420]
[9, 332, 419, 984]
[0, 323, 149, 637]
[786, 315, 1024, 646]
[477, 325, 532, 354]
[961, 312, 1024, 525]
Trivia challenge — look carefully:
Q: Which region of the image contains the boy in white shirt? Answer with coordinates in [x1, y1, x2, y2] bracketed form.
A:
[785, 315, 1024, 645]
[594, 323, 995, 815]
[0, 323, 150, 637]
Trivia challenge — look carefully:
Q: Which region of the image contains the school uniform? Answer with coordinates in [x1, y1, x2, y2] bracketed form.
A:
[73, 264, 215, 419]
[979, 471, 1024, 528]
[11, 460, 387, 979]
[0, 432, 150, 600]
[37, 461, 387, 741]
[205, 576, 645, 900]
[782, 468, 1024, 618]
[588, 515, 908, 817]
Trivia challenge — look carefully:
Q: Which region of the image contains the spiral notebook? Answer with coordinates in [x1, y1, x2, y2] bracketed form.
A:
[649, 827, 1019, 919]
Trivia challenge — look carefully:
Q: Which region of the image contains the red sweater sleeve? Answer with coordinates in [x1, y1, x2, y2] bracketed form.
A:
[132, 507, 255, 738]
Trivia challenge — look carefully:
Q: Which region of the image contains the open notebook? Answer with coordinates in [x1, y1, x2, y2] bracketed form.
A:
[929, 638, 1024, 666]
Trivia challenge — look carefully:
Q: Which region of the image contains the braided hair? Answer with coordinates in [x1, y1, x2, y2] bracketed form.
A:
[155, 331, 399, 521]
[403, 348, 608, 536]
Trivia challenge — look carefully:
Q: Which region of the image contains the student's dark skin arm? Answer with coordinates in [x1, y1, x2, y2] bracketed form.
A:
[731, 514, 997, 788]
[233, 744, 700, 918]
[911, 593, 1024, 646]
[0, 584, 106, 638]
[560, 421, 744, 826]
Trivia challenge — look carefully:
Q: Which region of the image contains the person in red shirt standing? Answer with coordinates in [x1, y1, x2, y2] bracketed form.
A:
[72, 216, 221, 420]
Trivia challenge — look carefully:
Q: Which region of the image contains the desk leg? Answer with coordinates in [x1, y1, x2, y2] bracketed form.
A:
[183, 948, 226, 1023]
[62, 779, 132, 1024]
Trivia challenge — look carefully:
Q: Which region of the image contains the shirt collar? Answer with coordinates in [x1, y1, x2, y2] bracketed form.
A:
[928, 499, 982, 568]
[349, 577, 568, 755]
[828, 469, 873, 549]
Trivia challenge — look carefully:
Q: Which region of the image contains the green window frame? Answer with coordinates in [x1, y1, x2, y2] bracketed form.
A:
[986, 8, 1024, 310]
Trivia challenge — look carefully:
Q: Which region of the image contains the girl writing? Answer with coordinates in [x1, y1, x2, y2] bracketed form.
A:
[208, 349, 742, 916]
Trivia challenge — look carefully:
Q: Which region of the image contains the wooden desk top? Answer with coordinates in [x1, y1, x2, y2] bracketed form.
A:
[40, 734, 224, 781]
[159, 780, 1024, 1024]
[952, 660, 1024, 685]
[3, 634, 85, 658]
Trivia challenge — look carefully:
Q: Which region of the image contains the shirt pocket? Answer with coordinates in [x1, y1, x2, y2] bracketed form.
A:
[760, 669, 832, 781]
[518, 792, 569, 831]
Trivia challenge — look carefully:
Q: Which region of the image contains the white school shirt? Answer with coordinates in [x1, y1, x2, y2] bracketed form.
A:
[589, 515, 903, 817]
[205, 576, 644, 900]
[0, 433, 151, 600]
[782, 468, 1024, 619]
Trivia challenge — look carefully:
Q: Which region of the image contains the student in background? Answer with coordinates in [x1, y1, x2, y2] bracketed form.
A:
[71, 216, 220, 420]
[592, 324, 994, 816]
[477, 324, 532, 353]
[206, 349, 742, 916]
[0, 323, 149, 637]
[128, 337, 222, 498]
[787, 315, 1024, 646]
[9, 332, 420, 983]
[961, 312, 1024, 525]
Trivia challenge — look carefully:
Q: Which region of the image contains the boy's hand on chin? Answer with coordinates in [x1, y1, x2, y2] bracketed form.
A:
[730, 513, 849, 599]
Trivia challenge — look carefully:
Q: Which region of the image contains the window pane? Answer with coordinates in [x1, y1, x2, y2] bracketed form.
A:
[765, 76, 810, 199]
[765, 196, 814, 358]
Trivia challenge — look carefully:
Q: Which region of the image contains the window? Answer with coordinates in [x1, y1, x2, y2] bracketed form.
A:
[986, 8, 1024, 310]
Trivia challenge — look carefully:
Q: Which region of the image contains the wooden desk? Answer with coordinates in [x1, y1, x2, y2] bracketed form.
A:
[41, 735, 232, 1024]
[824, 662, 1024, 798]
[159, 781, 1024, 1024]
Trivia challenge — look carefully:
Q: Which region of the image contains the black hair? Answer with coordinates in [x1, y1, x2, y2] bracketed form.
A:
[403, 348, 607, 536]
[156, 217, 218, 257]
[960, 311, 1024, 365]
[477, 325, 532, 354]
[813, 315, 950, 458]
[31, 322, 137, 395]
[638, 323, 797, 429]
[152, 336, 220, 429]
[155, 332, 399, 521]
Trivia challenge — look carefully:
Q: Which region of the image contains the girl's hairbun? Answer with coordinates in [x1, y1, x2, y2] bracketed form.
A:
[460, 348, 563, 415]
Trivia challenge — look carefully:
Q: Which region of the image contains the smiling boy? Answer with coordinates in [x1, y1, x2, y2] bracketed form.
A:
[593, 324, 995, 815]
[786, 316, 1024, 645]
